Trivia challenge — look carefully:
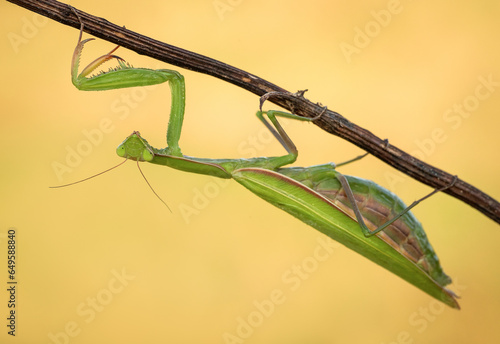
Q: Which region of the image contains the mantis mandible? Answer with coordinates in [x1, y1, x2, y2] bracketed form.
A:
[69, 17, 459, 309]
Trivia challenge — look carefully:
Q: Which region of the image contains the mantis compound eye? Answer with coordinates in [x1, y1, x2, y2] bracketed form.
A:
[141, 149, 154, 162]
[116, 144, 127, 158]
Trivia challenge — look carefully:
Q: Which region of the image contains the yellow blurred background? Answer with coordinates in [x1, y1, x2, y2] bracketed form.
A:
[1, 0, 500, 343]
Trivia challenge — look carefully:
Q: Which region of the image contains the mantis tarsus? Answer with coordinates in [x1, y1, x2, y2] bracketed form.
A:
[68, 17, 460, 309]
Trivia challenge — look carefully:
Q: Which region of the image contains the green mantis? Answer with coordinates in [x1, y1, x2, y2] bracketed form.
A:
[70, 18, 459, 309]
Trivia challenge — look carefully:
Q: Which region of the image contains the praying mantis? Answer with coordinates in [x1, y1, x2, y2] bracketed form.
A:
[68, 16, 459, 309]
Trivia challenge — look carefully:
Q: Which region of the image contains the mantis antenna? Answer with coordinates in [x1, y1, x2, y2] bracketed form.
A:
[50, 160, 172, 212]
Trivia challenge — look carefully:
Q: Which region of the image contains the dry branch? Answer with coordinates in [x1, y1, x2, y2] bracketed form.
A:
[7, 0, 500, 224]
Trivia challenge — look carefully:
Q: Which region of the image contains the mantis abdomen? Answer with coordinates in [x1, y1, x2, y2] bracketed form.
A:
[231, 164, 458, 307]
[277, 163, 452, 287]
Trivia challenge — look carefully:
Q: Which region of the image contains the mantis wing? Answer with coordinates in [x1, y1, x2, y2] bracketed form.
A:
[232, 167, 459, 309]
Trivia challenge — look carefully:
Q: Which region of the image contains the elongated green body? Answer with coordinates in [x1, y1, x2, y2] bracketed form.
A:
[70, 21, 459, 308]
[115, 132, 458, 309]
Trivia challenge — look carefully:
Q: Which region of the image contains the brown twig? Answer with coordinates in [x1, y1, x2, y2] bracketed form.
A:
[6, 0, 500, 224]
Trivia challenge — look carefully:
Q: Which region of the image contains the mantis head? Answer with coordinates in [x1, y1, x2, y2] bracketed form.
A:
[116, 131, 155, 162]
[52, 131, 170, 211]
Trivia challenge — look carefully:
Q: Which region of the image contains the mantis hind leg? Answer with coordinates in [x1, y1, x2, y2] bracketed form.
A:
[335, 139, 390, 168]
[336, 172, 458, 237]
[335, 152, 369, 168]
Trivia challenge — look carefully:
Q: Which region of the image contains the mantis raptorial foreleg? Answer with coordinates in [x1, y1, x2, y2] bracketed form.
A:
[64, 16, 459, 308]
[71, 9, 185, 155]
